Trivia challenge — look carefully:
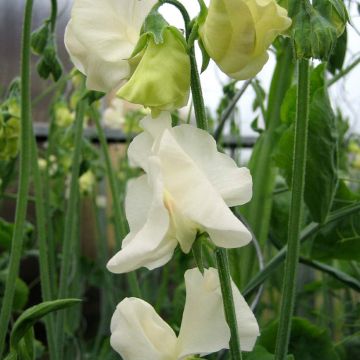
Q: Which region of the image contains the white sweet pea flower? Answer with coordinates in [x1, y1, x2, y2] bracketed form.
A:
[64, 0, 157, 92]
[107, 113, 252, 273]
[110, 268, 260, 359]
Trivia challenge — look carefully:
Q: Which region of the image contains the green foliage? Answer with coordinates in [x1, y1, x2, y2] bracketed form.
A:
[10, 299, 81, 350]
[275, 64, 338, 223]
[259, 317, 340, 359]
[311, 181, 360, 261]
[0, 272, 29, 311]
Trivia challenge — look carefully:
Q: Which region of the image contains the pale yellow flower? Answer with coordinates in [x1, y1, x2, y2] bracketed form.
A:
[199, 0, 292, 80]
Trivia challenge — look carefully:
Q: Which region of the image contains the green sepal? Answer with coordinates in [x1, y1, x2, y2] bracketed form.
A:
[143, 10, 169, 45]
[36, 38, 63, 81]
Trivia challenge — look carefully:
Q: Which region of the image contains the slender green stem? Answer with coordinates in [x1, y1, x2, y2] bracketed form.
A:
[56, 98, 86, 357]
[30, 131, 58, 360]
[274, 59, 310, 360]
[328, 56, 360, 87]
[92, 112, 141, 298]
[241, 42, 294, 282]
[50, 0, 58, 32]
[182, 15, 240, 357]
[158, 0, 207, 130]
[0, 1, 34, 357]
[216, 249, 242, 360]
[243, 201, 360, 297]
[214, 80, 251, 141]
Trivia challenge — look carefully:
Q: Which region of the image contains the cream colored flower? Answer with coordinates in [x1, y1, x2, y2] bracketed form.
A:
[110, 268, 260, 359]
[199, 0, 292, 80]
[107, 113, 252, 273]
[64, 0, 157, 92]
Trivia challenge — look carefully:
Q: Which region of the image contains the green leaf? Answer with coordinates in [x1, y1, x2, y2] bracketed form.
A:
[0, 272, 29, 311]
[259, 317, 340, 359]
[275, 64, 338, 223]
[10, 299, 82, 349]
[311, 181, 360, 261]
[328, 28, 347, 74]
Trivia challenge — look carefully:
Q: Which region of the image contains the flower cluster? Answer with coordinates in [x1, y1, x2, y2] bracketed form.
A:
[65, 0, 291, 358]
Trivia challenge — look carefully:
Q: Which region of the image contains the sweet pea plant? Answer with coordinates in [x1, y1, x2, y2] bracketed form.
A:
[0, 0, 359, 359]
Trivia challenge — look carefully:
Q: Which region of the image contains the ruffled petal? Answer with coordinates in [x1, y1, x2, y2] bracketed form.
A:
[107, 158, 177, 273]
[111, 297, 177, 360]
[177, 268, 230, 358]
[177, 268, 259, 357]
[157, 130, 252, 249]
[127, 112, 172, 171]
[231, 280, 261, 351]
[172, 125, 252, 207]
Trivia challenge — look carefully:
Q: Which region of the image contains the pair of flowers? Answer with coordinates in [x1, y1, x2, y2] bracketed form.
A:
[65, 0, 291, 114]
[64, 0, 292, 358]
[105, 112, 258, 357]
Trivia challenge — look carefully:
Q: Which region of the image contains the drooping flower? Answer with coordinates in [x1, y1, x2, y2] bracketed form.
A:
[107, 113, 252, 274]
[110, 268, 260, 359]
[65, 0, 157, 92]
[199, 0, 292, 80]
[117, 27, 190, 114]
[64, 0, 190, 113]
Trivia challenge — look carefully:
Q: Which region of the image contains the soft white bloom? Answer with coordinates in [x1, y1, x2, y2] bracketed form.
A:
[110, 268, 260, 359]
[107, 113, 252, 273]
[103, 98, 126, 130]
[64, 0, 157, 92]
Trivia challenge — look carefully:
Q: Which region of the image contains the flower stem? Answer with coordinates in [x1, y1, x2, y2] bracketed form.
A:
[56, 97, 86, 357]
[0, 0, 34, 357]
[50, 0, 58, 32]
[185, 18, 241, 359]
[216, 249, 242, 360]
[92, 112, 141, 298]
[30, 131, 58, 360]
[274, 58, 310, 360]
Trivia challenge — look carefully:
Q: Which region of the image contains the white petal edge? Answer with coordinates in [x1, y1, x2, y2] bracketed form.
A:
[110, 297, 178, 360]
[107, 158, 177, 273]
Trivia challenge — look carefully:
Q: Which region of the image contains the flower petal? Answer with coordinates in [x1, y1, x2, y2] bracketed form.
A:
[111, 297, 177, 360]
[117, 28, 190, 112]
[177, 268, 259, 357]
[231, 280, 261, 351]
[172, 125, 252, 207]
[157, 129, 252, 249]
[107, 158, 177, 273]
[127, 112, 172, 171]
[65, 0, 156, 92]
[177, 268, 230, 358]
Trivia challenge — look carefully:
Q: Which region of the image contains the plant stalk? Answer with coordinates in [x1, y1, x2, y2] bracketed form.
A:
[216, 249, 242, 360]
[93, 112, 141, 297]
[0, 1, 34, 357]
[56, 98, 86, 357]
[274, 58, 310, 360]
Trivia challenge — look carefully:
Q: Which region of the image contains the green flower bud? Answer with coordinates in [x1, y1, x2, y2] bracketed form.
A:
[31, 22, 50, 55]
[292, 0, 347, 60]
[117, 27, 190, 115]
